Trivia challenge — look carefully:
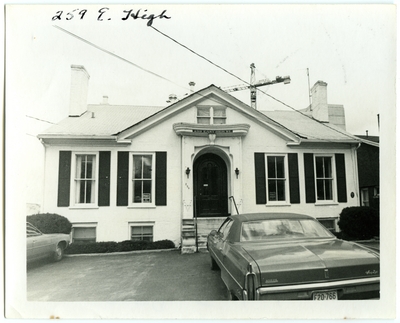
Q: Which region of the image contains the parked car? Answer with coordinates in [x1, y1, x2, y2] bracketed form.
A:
[27, 222, 70, 263]
[207, 213, 380, 300]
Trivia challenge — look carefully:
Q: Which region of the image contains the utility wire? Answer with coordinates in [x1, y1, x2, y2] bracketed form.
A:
[150, 26, 359, 142]
[54, 25, 181, 88]
[26, 115, 55, 124]
[53, 25, 358, 143]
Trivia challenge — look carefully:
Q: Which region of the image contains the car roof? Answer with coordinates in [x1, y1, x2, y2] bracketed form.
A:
[229, 212, 314, 223]
[227, 213, 316, 242]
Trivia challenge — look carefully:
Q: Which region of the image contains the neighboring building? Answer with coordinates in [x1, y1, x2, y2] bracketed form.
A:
[38, 66, 361, 252]
[355, 135, 379, 211]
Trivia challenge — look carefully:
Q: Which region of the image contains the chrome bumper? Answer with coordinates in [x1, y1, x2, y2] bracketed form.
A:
[255, 277, 380, 300]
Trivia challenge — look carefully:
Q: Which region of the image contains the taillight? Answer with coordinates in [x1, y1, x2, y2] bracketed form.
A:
[245, 264, 256, 300]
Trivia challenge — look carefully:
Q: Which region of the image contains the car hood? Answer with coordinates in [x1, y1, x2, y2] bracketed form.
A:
[242, 239, 379, 286]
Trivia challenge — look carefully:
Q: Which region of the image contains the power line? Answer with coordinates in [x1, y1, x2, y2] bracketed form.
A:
[53, 25, 182, 89]
[26, 115, 55, 124]
[54, 25, 358, 143]
[150, 26, 359, 142]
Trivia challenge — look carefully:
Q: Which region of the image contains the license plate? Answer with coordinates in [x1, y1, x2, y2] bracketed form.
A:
[313, 291, 338, 300]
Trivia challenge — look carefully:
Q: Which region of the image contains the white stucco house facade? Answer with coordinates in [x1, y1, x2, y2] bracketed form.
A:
[38, 65, 361, 253]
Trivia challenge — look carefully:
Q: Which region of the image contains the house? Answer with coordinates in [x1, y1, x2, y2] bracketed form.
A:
[38, 65, 361, 253]
[355, 135, 379, 211]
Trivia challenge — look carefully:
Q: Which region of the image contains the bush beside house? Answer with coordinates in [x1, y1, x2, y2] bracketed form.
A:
[27, 213, 72, 234]
[337, 207, 379, 240]
[65, 239, 176, 255]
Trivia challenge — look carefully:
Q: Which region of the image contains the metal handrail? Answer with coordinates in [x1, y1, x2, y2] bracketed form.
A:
[229, 196, 240, 215]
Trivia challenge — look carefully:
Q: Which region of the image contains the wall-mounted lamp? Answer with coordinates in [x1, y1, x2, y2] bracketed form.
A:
[185, 167, 191, 178]
[235, 168, 240, 179]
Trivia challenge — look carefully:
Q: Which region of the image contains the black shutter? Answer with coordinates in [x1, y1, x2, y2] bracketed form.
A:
[155, 152, 167, 206]
[254, 153, 266, 204]
[304, 153, 316, 203]
[98, 151, 111, 206]
[335, 153, 347, 203]
[57, 151, 71, 207]
[117, 152, 129, 206]
[288, 153, 300, 204]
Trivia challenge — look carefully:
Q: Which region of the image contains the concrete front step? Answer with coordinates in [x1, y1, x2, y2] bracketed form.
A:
[181, 217, 226, 254]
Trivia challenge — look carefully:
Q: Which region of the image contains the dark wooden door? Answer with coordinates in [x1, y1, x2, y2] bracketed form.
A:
[194, 154, 228, 217]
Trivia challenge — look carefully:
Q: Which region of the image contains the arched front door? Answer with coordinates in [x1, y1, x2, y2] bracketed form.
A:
[194, 153, 228, 217]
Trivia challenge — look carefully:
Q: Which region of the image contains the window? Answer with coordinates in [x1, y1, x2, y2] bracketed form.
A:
[73, 227, 96, 244]
[361, 188, 369, 206]
[267, 156, 286, 202]
[197, 106, 226, 125]
[131, 226, 153, 242]
[315, 156, 333, 201]
[132, 154, 154, 204]
[317, 218, 336, 232]
[74, 154, 96, 204]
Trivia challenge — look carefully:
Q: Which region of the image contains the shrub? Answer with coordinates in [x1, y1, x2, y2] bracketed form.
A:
[337, 207, 379, 240]
[27, 213, 72, 234]
[65, 239, 176, 255]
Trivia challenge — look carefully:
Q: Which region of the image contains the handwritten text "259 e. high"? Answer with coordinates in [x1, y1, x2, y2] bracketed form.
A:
[52, 8, 171, 26]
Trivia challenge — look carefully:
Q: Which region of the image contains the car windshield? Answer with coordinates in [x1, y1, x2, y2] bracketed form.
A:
[241, 219, 333, 241]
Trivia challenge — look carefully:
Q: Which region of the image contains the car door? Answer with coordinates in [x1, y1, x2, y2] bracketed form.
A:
[213, 219, 233, 266]
[27, 223, 44, 261]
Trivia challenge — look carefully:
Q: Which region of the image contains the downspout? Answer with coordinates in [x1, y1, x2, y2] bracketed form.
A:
[180, 135, 184, 250]
[39, 138, 47, 213]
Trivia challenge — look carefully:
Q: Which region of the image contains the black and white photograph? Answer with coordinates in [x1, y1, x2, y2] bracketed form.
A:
[4, 3, 397, 320]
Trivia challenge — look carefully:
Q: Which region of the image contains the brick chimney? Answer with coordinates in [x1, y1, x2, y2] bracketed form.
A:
[310, 81, 329, 123]
[69, 65, 90, 117]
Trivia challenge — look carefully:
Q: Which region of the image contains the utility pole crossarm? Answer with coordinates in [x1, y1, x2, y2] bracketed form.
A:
[222, 75, 291, 93]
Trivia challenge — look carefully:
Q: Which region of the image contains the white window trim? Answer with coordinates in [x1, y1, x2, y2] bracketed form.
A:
[128, 221, 155, 241]
[314, 154, 337, 205]
[264, 153, 290, 206]
[69, 152, 99, 209]
[128, 152, 156, 208]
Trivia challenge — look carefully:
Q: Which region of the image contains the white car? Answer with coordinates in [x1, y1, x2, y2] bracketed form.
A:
[27, 222, 70, 263]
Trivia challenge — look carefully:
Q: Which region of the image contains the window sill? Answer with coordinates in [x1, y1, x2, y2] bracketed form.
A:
[128, 204, 156, 209]
[265, 203, 291, 207]
[314, 202, 339, 206]
[69, 205, 99, 210]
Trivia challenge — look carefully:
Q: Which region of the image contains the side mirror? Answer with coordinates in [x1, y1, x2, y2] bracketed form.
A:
[210, 230, 217, 236]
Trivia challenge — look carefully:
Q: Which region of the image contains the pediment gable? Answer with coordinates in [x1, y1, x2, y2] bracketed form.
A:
[117, 85, 300, 143]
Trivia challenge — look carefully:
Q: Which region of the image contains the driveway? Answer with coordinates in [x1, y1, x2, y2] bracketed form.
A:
[27, 250, 227, 301]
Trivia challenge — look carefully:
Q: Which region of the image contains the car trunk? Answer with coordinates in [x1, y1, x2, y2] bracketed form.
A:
[242, 239, 380, 286]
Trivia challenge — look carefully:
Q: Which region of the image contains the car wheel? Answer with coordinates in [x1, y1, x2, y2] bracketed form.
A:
[53, 244, 64, 262]
[210, 255, 219, 270]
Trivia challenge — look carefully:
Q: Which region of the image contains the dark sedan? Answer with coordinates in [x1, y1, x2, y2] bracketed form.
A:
[207, 213, 380, 301]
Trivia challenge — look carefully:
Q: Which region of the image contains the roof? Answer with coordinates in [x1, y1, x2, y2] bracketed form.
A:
[355, 135, 380, 147]
[39, 84, 360, 144]
[260, 110, 359, 142]
[41, 104, 164, 136]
